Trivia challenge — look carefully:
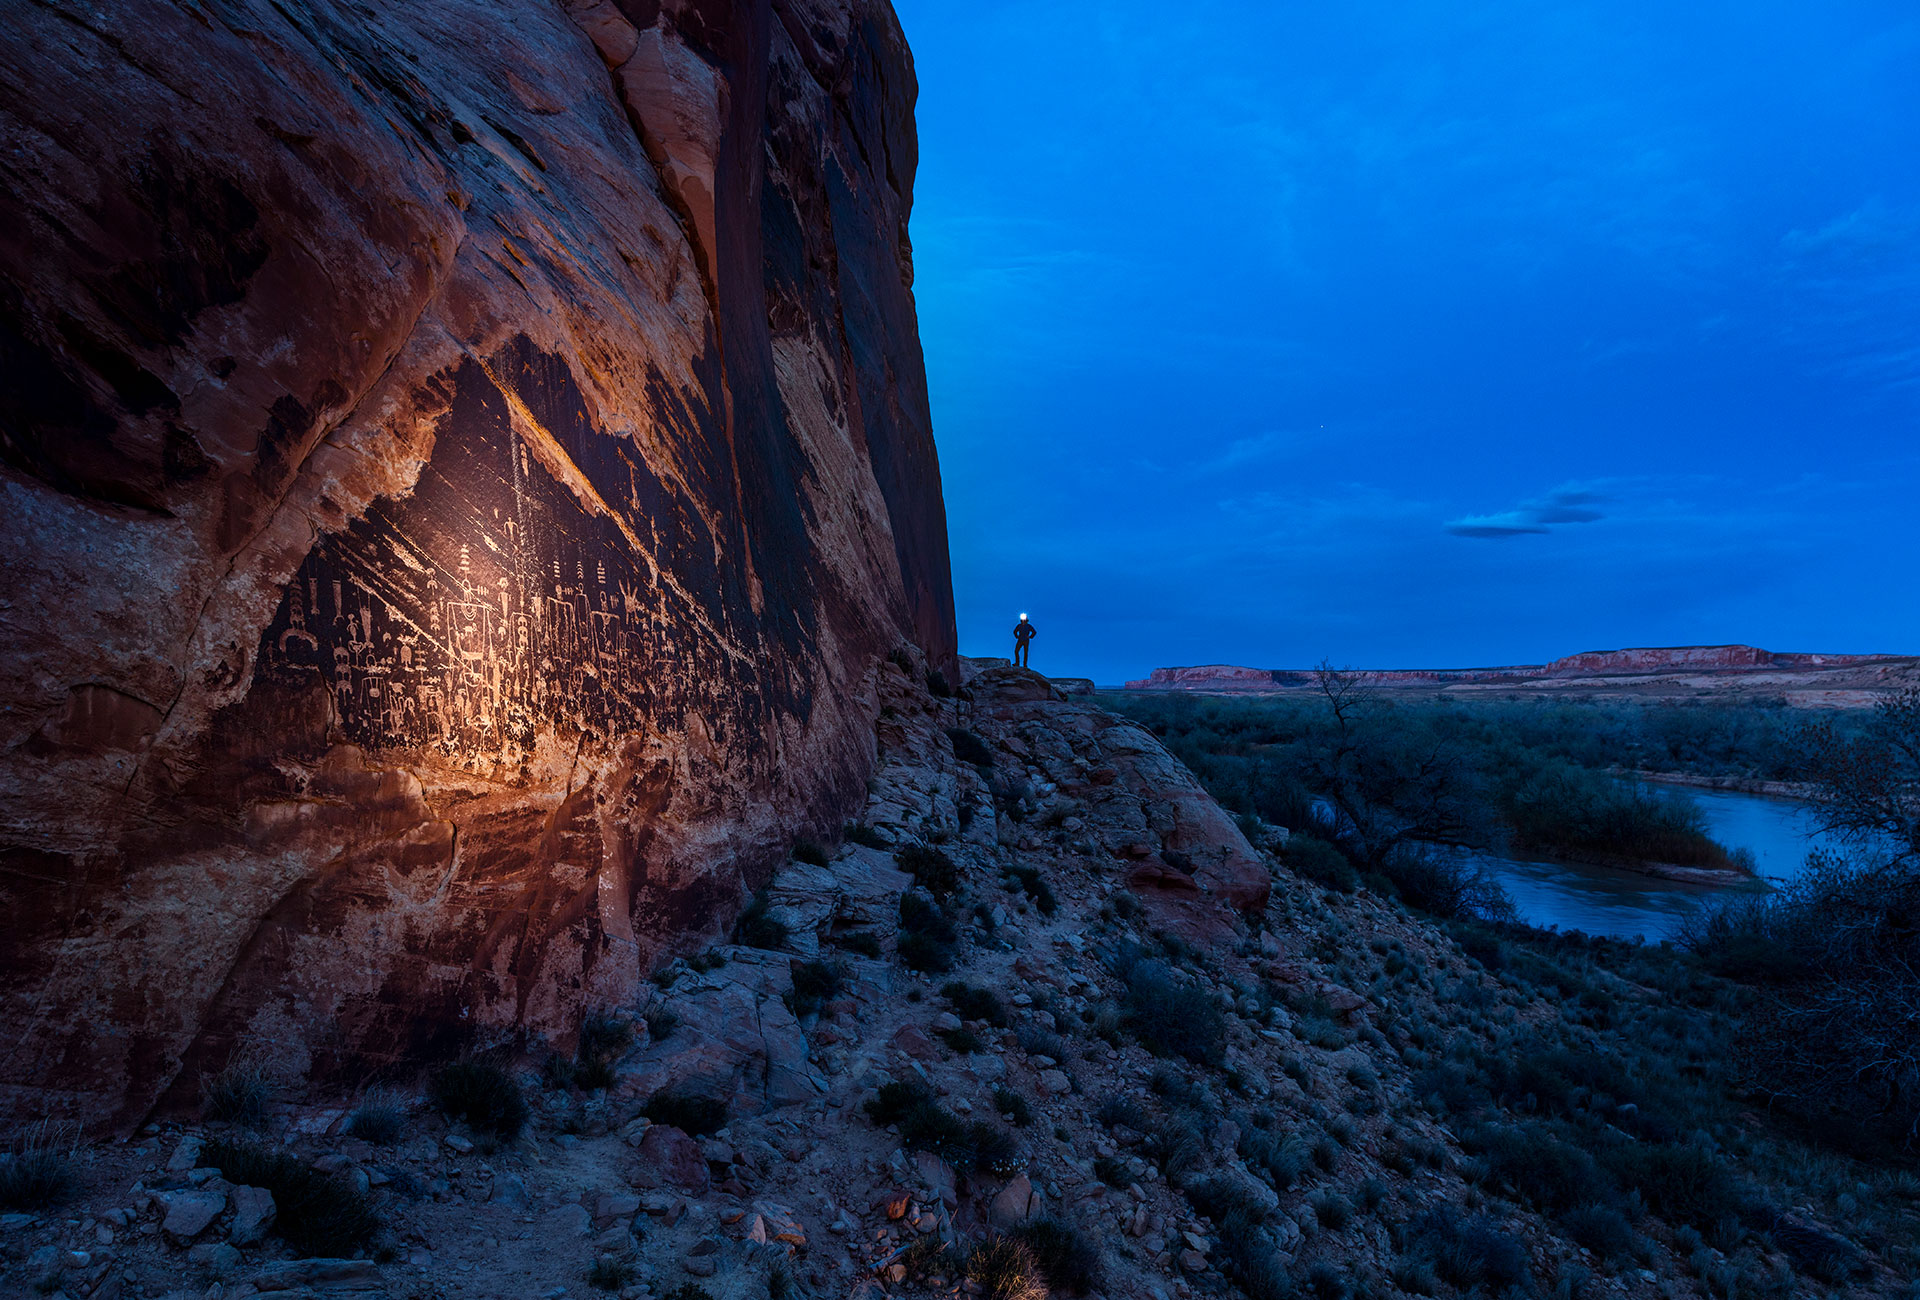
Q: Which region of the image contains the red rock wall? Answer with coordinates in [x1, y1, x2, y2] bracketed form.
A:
[0, 0, 954, 1131]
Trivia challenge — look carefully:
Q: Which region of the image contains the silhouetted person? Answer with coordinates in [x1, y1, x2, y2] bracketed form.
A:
[1013, 614, 1037, 668]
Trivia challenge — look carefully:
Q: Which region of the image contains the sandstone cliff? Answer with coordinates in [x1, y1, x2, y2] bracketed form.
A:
[0, 0, 954, 1131]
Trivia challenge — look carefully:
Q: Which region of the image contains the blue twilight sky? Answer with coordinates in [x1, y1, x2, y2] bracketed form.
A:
[890, 0, 1920, 684]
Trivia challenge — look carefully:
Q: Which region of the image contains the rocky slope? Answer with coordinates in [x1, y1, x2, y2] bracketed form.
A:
[8, 662, 1911, 1300]
[1128, 646, 1920, 706]
[0, 0, 953, 1131]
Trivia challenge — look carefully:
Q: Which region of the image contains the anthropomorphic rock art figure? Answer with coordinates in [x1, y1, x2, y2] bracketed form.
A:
[1013, 614, 1037, 668]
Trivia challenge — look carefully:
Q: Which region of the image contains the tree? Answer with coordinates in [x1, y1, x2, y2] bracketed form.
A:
[1797, 686, 1920, 867]
[1692, 687, 1920, 1146]
[1303, 664, 1493, 869]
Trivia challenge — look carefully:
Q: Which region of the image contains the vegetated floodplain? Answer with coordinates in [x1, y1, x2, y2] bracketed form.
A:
[1102, 679, 1852, 880]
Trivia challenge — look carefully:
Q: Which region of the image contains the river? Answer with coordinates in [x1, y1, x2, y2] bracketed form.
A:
[1477, 785, 1843, 942]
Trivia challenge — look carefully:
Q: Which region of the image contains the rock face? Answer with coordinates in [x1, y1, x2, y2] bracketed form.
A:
[0, 0, 954, 1130]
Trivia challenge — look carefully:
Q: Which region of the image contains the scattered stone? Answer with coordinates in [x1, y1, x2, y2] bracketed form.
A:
[595, 1190, 641, 1222]
[159, 1187, 226, 1241]
[188, 1241, 242, 1271]
[442, 1134, 474, 1154]
[166, 1136, 204, 1172]
[638, 1126, 711, 1194]
[228, 1185, 275, 1245]
[489, 1174, 529, 1209]
[1039, 1069, 1072, 1095]
[987, 1173, 1040, 1229]
[547, 1204, 592, 1237]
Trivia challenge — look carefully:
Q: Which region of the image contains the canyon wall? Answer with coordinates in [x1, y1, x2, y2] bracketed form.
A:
[0, 0, 954, 1131]
[1127, 645, 1916, 693]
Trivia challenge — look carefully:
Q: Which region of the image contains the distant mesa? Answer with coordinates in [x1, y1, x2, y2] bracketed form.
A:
[1124, 645, 1920, 705]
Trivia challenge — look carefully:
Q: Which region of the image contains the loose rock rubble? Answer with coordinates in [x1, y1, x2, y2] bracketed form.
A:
[3, 657, 1905, 1300]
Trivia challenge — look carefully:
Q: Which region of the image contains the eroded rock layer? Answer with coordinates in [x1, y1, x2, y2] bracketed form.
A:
[0, 0, 954, 1130]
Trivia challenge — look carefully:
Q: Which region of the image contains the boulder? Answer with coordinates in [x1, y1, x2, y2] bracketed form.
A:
[157, 1187, 225, 1241]
[638, 1126, 710, 1194]
[228, 1185, 275, 1245]
[987, 1173, 1041, 1229]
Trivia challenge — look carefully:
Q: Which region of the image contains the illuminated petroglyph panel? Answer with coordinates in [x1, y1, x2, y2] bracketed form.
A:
[258, 340, 780, 764]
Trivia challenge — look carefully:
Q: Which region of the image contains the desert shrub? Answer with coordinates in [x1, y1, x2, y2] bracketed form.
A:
[898, 893, 958, 973]
[1377, 845, 1515, 922]
[966, 1237, 1046, 1300]
[201, 1138, 377, 1257]
[941, 1027, 983, 1053]
[643, 1005, 681, 1041]
[993, 1085, 1033, 1126]
[345, 1098, 405, 1145]
[1464, 1121, 1602, 1213]
[1146, 1113, 1206, 1182]
[867, 1080, 1018, 1174]
[966, 1121, 1026, 1176]
[1503, 766, 1736, 869]
[896, 843, 961, 898]
[1239, 1127, 1312, 1190]
[1311, 1190, 1354, 1229]
[793, 840, 829, 867]
[1411, 1208, 1530, 1291]
[1012, 1217, 1101, 1294]
[1304, 1261, 1348, 1300]
[947, 727, 996, 769]
[574, 1012, 633, 1090]
[944, 982, 1010, 1026]
[1116, 955, 1226, 1063]
[202, 1062, 272, 1128]
[866, 1078, 936, 1125]
[1187, 1177, 1294, 1300]
[786, 959, 847, 1017]
[1096, 1095, 1151, 1131]
[1605, 1141, 1740, 1230]
[835, 929, 883, 958]
[1413, 1062, 1489, 1117]
[1684, 845, 1920, 1145]
[1561, 1202, 1639, 1261]
[643, 1092, 729, 1137]
[1287, 835, 1358, 892]
[661, 1286, 713, 1300]
[429, 1060, 528, 1139]
[588, 1256, 638, 1290]
[1358, 1178, 1387, 1211]
[1004, 864, 1059, 915]
[845, 822, 889, 849]
[1390, 1256, 1437, 1295]
[736, 888, 790, 950]
[0, 1123, 76, 1210]
[1017, 1025, 1066, 1062]
[1093, 1154, 1130, 1187]
[927, 668, 954, 698]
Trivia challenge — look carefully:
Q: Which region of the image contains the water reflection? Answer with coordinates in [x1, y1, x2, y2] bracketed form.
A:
[1478, 786, 1838, 943]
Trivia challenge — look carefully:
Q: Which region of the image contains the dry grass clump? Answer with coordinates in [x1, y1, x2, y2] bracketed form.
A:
[0, 1121, 77, 1210]
[965, 1237, 1047, 1300]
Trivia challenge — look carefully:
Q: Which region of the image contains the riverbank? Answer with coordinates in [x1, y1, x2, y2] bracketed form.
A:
[1628, 768, 1817, 800]
[1515, 843, 1757, 887]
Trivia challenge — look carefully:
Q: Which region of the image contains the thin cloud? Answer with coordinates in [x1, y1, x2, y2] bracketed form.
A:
[1447, 486, 1607, 539]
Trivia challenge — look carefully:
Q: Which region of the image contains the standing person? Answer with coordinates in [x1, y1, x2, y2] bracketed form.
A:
[1012, 614, 1037, 668]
